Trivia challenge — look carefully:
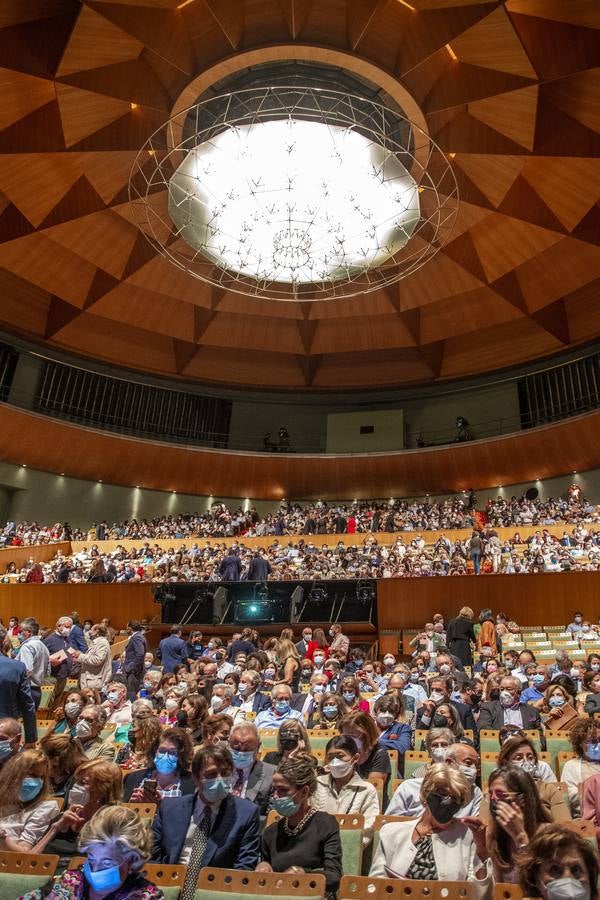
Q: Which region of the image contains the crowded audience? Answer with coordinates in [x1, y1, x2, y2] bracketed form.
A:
[0, 605, 597, 897]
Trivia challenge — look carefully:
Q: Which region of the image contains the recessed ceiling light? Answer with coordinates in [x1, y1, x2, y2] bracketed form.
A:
[21, 464, 27, 468]
[445, 43, 458, 60]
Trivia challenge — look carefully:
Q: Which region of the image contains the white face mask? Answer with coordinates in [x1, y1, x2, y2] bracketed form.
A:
[68, 782, 90, 807]
[377, 713, 395, 727]
[546, 879, 590, 900]
[431, 746, 449, 763]
[328, 758, 353, 779]
[430, 690, 444, 703]
[458, 763, 477, 782]
[165, 698, 179, 711]
[500, 690, 516, 707]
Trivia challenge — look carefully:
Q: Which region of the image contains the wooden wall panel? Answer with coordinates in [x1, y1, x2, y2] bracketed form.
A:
[1, 403, 599, 500]
[377, 572, 599, 630]
[0, 583, 156, 629]
[0, 543, 71, 570]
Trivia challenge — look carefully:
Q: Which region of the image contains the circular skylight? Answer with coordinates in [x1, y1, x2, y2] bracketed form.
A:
[167, 119, 420, 285]
[129, 85, 458, 301]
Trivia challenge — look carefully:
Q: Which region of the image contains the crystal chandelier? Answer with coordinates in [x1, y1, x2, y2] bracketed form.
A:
[129, 86, 458, 301]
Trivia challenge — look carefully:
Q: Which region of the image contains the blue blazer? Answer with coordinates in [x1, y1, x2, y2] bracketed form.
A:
[231, 692, 271, 713]
[151, 792, 260, 869]
[157, 635, 189, 673]
[0, 656, 37, 743]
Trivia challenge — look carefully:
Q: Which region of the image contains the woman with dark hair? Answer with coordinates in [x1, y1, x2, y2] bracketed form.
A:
[339, 676, 369, 713]
[486, 766, 552, 883]
[372, 694, 412, 774]
[313, 736, 379, 846]
[578, 669, 600, 716]
[308, 693, 347, 731]
[179, 694, 208, 743]
[339, 710, 391, 784]
[124, 727, 194, 802]
[520, 823, 599, 900]
[259, 754, 342, 897]
[446, 607, 476, 666]
[497, 737, 570, 822]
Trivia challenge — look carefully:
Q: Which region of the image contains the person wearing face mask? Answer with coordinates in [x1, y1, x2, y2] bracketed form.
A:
[295, 628, 313, 659]
[228, 723, 275, 816]
[313, 736, 378, 846]
[373, 695, 412, 772]
[371, 763, 491, 893]
[260, 755, 342, 895]
[385, 740, 483, 819]
[206, 685, 235, 720]
[24, 805, 164, 900]
[0, 717, 22, 770]
[292, 673, 330, 721]
[539, 684, 578, 730]
[578, 669, 600, 716]
[410, 728, 455, 779]
[151, 744, 260, 878]
[340, 709, 391, 790]
[486, 766, 552, 883]
[478, 675, 543, 740]
[567, 612, 585, 636]
[75, 705, 116, 762]
[417, 676, 478, 739]
[50, 690, 85, 737]
[561, 720, 600, 816]
[520, 822, 599, 900]
[328, 623, 349, 658]
[102, 680, 133, 727]
[42, 616, 73, 701]
[71, 622, 112, 701]
[309, 693, 348, 731]
[497, 737, 570, 823]
[522, 666, 552, 704]
[0, 749, 60, 853]
[339, 676, 369, 713]
[231, 670, 270, 718]
[255, 684, 304, 729]
[117, 711, 162, 772]
[125, 728, 195, 802]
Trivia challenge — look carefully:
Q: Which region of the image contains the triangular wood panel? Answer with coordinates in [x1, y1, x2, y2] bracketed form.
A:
[56, 6, 144, 77]
[450, 5, 538, 77]
[468, 84, 538, 150]
[56, 83, 132, 148]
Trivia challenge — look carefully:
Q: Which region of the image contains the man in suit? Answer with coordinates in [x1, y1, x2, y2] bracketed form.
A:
[295, 627, 313, 659]
[478, 675, 543, 738]
[229, 722, 275, 816]
[0, 627, 37, 746]
[291, 673, 329, 720]
[123, 620, 147, 699]
[416, 675, 478, 738]
[157, 626, 189, 673]
[230, 671, 271, 716]
[246, 551, 272, 582]
[152, 745, 260, 881]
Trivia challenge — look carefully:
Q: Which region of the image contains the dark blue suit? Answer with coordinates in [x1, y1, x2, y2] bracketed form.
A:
[230, 691, 271, 714]
[68, 624, 88, 653]
[152, 792, 260, 869]
[0, 656, 37, 743]
[157, 635, 189, 673]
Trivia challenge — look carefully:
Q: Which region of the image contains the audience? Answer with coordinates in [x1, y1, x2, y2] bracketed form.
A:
[520, 823, 599, 900]
[313, 735, 378, 845]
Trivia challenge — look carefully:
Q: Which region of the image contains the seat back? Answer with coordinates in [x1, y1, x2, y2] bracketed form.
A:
[70, 859, 185, 898]
[367, 773, 385, 810]
[39, 684, 55, 710]
[340, 876, 474, 899]
[404, 751, 429, 779]
[494, 884, 524, 900]
[196, 867, 325, 899]
[123, 802, 157, 820]
[546, 731, 574, 767]
[36, 719, 55, 739]
[0, 851, 59, 898]
[479, 730, 500, 753]
[387, 749, 399, 782]
[257, 728, 280, 750]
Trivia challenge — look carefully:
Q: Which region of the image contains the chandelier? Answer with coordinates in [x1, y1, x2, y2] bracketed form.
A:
[129, 86, 458, 302]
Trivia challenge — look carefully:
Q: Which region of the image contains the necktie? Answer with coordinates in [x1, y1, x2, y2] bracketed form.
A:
[181, 806, 212, 900]
[232, 769, 245, 797]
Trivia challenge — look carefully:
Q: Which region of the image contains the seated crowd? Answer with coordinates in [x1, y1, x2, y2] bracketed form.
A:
[4, 523, 600, 584]
[1, 488, 597, 549]
[0, 607, 600, 898]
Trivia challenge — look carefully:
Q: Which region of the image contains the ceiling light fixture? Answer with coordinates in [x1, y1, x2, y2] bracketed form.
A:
[130, 86, 458, 302]
[445, 44, 458, 60]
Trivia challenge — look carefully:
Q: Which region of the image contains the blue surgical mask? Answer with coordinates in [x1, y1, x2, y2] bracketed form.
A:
[0, 740, 13, 762]
[586, 742, 600, 762]
[83, 862, 123, 893]
[107, 691, 119, 704]
[154, 752, 178, 775]
[342, 692, 356, 704]
[549, 695, 565, 708]
[201, 776, 231, 803]
[275, 700, 290, 714]
[323, 706, 338, 719]
[230, 749, 254, 770]
[355, 659, 364, 668]
[19, 777, 43, 802]
[532, 674, 545, 685]
[272, 794, 300, 817]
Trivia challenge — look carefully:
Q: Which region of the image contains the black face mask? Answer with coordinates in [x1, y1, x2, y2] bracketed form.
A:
[489, 799, 500, 818]
[426, 792, 462, 824]
[489, 688, 500, 701]
[432, 714, 449, 728]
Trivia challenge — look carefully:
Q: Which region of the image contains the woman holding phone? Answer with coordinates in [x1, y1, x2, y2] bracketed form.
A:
[123, 728, 194, 802]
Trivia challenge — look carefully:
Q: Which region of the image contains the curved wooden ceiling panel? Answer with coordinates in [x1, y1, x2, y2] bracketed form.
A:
[1, 404, 599, 500]
[0, 0, 598, 389]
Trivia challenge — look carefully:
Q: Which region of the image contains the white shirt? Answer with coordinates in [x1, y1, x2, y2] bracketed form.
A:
[0, 800, 59, 846]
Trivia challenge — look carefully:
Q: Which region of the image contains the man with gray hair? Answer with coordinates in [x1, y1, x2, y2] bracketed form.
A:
[255, 683, 303, 728]
[229, 722, 275, 815]
[17, 617, 50, 709]
[387, 740, 482, 818]
[75, 704, 115, 761]
[43, 615, 74, 701]
[231, 670, 270, 716]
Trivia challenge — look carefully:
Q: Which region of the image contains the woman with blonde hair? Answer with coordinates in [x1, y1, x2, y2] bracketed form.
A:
[0, 749, 60, 853]
[276, 638, 301, 692]
[40, 732, 87, 797]
[370, 763, 491, 891]
[446, 606, 476, 666]
[19, 805, 163, 898]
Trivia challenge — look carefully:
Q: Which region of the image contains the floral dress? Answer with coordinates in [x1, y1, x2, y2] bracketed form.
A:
[19, 866, 164, 899]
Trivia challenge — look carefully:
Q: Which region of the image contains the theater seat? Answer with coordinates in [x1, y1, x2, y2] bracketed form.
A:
[0, 851, 59, 897]
[494, 885, 524, 900]
[69, 858, 185, 898]
[195, 868, 326, 899]
[340, 875, 474, 898]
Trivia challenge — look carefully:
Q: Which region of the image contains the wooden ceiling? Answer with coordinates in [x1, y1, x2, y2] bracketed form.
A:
[0, 0, 599, 390]
[2, 403, 600, 499]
